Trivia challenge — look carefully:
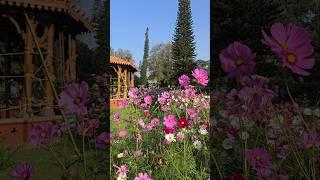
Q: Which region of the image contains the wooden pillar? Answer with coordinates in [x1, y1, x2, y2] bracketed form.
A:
[131, 72, 134, 87]
[123, 69, 128, 98]
[41, 24, 55, 116]
[69, 35, 76, 81]
[115, 66, 121, 98]
[23, 19, 34, 116]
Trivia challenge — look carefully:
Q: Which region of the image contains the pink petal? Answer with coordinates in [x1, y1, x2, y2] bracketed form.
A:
[65, 83, 79, 99]
[271, 22, 286, 44]
[296, 57, 315, 69]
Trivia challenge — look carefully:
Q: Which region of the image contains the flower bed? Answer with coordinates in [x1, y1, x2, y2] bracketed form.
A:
[111, 69, 210, 179]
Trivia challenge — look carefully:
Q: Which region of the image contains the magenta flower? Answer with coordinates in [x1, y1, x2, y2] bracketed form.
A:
[96, 132, 111, 150]
[144, 95, 152, 105]
[58, 81, 88, 116]
[128, 88, 139, 98]
[133, 150, 143, 158]
[192, 68, 209, 86]
[12, 163, 35, 180]
[113, 112, 121, 122]
[28, 122, 57, 146]
[163, 114, 177, 128]
[187, 108, 196, 118]
[134, 172, 152, 180]
[113, 164, 129, 177]
[238, 75, 277, 115]
[118, 99, 129, 108]
[219, 42, 256, 79]
[245, 148, 272, 169]
[77, 119, 99, 137]
[150, 118, 160, 126]
[157, 97, 166, 104]
[178, 74, 190, 86]
[119, 130, 127, 138]
[262, 22, 315, 76]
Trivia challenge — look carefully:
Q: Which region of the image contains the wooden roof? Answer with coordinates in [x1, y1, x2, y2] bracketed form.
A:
[0, 0, 92, 31]
[110, 56, 137, 70]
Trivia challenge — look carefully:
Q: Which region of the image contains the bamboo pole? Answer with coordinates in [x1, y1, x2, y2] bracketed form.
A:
[24, 12, 80, 156]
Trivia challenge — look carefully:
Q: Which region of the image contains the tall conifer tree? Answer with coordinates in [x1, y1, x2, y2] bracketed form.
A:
[140, 28, 149, 86]
[171, 0, 197, 85]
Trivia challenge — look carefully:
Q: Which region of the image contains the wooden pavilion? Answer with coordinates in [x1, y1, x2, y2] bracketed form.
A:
[0, 0, 91, 144]
[110, 56, 137, 107]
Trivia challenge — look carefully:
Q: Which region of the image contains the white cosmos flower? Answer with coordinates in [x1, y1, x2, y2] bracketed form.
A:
[193, 140, 202, 150]
[240, 132, 250, 140]
[222, 137, 234, 150]
[230, 116, 240, 128]
[117, 153, 124, 158]
[303, 108, 312, 116]
[199, 128, 208, 135]
[165, 133, 176, 143]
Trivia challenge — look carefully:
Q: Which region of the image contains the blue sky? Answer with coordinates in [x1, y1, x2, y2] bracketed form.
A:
[111, 0, 210, 64]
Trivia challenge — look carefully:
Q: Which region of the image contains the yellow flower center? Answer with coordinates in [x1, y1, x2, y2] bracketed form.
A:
[83, 128, 88, 135]
[280, 42, 288, 49]
[256, 156, 261, 160]
[287, 54, 296, 63]
[104, 138, 110, 144]
[235, 59, 244, 65]
[73, 98, 81, 105]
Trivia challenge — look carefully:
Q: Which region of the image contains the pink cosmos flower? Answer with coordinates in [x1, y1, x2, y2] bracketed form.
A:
[238, 75, 277, 115]
[144, 95, 152, 105]
[150, 118, 160, 126]
[133, 150, 143, 158]
[161, 105, 168, 112]
[96, 132, 111, 150]
[113, 112, 121, 122]
[262, 22, 315, 76]
[119, 130, 127, 138]
[77, 119, 99, 137]
[140, 103, 148, 109]
[158, 97, 166, 104]
[178, 74, 190, 86]
[163, 114, 177, 128]
[192, 68, 209, 86]
[219, 42, 256, 79]
[29, 122, 57, 146]
[134, 172, 152, 180]
[113, 164, 129, 177]
[118, 99, 129, 108]
[245, 148, 272, 169]
[187, 108, 196, 118]
[138, 119, 146, 129]
[12, 163, 35, 180]
[176, 132, 185, 142]
[128, 88, 139, 98]
[58, 81, 88, 116]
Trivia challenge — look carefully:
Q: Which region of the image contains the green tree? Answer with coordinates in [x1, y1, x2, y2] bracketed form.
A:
[140, 28, 149, 86]
[92, 0, 108, 75]
[111, 48, 133, 60]
[76, 41, 95, 81]
[171, 0, 197, 85]
[149, 43, 173, 87]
